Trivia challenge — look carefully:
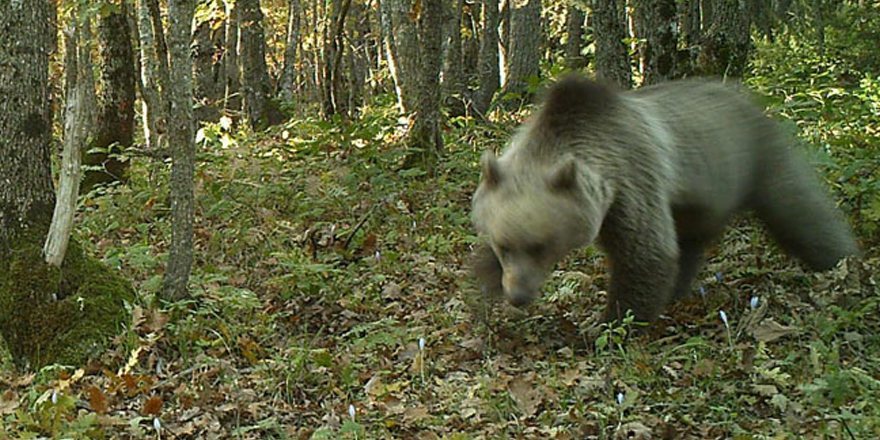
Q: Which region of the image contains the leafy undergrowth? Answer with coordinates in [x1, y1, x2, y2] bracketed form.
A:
[3, 63, 880, 440]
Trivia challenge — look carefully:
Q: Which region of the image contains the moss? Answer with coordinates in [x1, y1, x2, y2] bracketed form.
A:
[0, 234, 135, 369]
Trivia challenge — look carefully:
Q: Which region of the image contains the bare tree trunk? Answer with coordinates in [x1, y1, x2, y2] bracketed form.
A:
[192, 20, 225, 123]
[382, 0, 421, 113]
[500, 0, 542, 107]
[239, 0, 283, 129]
[405, 0, 445, 171]
[443, 0, 467, 113]
[45, 16, 97, 267]
[697, 0, 751, 77]
[592, 0, 632, 89]
[280, 0, 301, 102]
[474, 0, 501, 115]
[637, 0, 678, 85]
[564, 3, 587, 70]
[82, 2, 137, 191]
[461, 4, 480, 84]
[137, 0, 166, 152]
[224, 0, 243, 113]
[322, 0, 353, 117]
[162, 0, 197, 301]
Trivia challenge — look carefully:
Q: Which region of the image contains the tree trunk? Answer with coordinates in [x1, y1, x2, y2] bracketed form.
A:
[564, 3, 587, 70]
[280, 0, 302, 102]
[162, 0, 197, 301]
[474, 0, 501, 115]
[697, 0, 751, 77]
[592, 0, 632, 89]
[224, 0, 243, 113]
[461, 3, 481, 84]
[382, 0, 421, 113]
[322, 0, 353, 117]
[45, 16, 97, 267]
[0, 0, 133, 370]
[637, 0, 678, 85]
[443, 0, 467, 114]
[500, 0, 542, 107]
[192, 20, 225, 123]
[137, 0, 166, 152]
[82, 2, 137, 191]
[239, 0, 282, 129]
[405, 0, 445, 171]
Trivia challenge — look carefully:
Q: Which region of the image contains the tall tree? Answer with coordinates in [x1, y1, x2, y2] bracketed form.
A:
[192, 19, 225, 122]
[442, 0, 467, 113]
[698, 0, 751, 77]
[239, 0, 283, 129]
[0, 0, 133, 369]
[499, 0, 542, 106]
[381, 0, 421, 113]
[592, 0, 632, 88]
[404, 0, 445, 170]
[137, 0, 167, 152]
[637, 0, 678, 84]
[280, 0, 302, 102]
[224, 0, 243, 112]
[162, 0, 198, 300]
[82, 2, 137, 191]
[563, 3, 587, 70]
[322, 0, 353, 117]
[474, 0, 501, 115]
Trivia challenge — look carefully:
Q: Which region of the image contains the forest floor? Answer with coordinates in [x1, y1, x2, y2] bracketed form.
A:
[3, 51, 880, 440]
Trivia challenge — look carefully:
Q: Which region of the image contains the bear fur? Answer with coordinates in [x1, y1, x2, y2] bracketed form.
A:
[471, 74, 859, 324]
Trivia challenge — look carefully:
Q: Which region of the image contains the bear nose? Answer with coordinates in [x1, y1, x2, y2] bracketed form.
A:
[507, 291, 533, 307]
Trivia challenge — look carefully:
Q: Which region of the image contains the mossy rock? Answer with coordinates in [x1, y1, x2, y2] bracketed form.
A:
[0, 235, 135, 369]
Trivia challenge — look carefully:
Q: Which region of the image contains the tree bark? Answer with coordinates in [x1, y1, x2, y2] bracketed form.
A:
[82, 2, 137, 191]
[280, 0, 302, 102]
[697, 0, 751, 77]
[405, 0, 445, 171]
[162, 0, 197, 301]
[382, 0, 421, 113]
[592, 0, 632, 89]
[474, 0, 501, 115]
[45, 16, 97, 267]
[224, 0, 243, 113]
[137, 0, 166, 152]
[322, 0, 353, 117]
[564, 3, 587, 70]
[637, 0, 678, 85]
[192, 20, 225, 123]
[239, 0, 282, 129]
[500, 0, 543, 107]
[0, 0, 133, 370]
[442, 0, 467, 113]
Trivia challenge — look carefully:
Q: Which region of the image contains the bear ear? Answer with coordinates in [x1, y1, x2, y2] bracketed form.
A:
[481, 151, 502, 188]
[547, 156, 578, 192]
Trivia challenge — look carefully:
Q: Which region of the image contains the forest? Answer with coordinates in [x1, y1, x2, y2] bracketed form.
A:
[0, 0, 878, 438]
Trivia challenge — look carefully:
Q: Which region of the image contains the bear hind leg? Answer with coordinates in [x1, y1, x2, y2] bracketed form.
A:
[753, 152, 858, 271]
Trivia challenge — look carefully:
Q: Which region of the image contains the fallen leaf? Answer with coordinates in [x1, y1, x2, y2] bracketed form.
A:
[88, 386, 108, 414]
[508, 374, 544, 418]
[751, 318, 798, 342]
[143, 395, 163, 416]
[616, 421, 652, 439]
[0, 390, 19, 415]
[403, 405, 430, 423]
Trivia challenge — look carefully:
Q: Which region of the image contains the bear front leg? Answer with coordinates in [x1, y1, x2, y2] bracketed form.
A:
[599, 206, 679, 325]
[472, 241, 504, 298]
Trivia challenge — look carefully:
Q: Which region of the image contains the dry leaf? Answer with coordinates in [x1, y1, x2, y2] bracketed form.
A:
[88, 386, 108, 414]
[751, 318, 798, 342]
[403, 405, 430, 423]
[143, 395, 163, 416]
[0, 390, 19, 415]
[508, 374, 544, 418]
[616, 421, 652, 439]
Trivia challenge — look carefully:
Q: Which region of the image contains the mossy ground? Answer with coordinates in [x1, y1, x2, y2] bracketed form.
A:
[0, 234, 134, 369]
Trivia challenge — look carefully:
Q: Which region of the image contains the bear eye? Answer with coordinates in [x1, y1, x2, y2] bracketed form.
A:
[526, 243, 545, 257]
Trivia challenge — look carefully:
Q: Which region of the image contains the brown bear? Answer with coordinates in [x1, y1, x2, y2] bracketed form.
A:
[471, 74, 859, 324]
